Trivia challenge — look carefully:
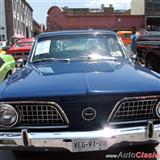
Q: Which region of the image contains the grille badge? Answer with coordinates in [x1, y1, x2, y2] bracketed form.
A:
[82, 108, 96, 121]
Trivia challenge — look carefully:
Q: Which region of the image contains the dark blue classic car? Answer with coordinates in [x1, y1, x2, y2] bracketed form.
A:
[0, 30, 160, 152]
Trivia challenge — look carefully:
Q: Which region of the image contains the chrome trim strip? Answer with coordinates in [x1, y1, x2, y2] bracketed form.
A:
[29, 39, 38, 63]
[0, 124, 160, 152]
[0, 101, 69, 128]
[107, 95, 160, 124]
[108, 119, 160, 126]
[109, 120, 154, 125]
[0, 125, 68, 130]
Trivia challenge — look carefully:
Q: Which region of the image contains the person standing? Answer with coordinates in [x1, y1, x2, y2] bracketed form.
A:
[131, 27, 140, 64]
[131, 27, 139, 53]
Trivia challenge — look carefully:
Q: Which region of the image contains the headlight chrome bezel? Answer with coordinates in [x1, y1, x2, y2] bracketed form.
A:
[156, 101, 160, 118]
[0, 104, 19, 128]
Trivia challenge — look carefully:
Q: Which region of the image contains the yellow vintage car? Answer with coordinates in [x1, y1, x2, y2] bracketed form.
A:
[0, 49, 6, 54]
[0, 41, 7, 54]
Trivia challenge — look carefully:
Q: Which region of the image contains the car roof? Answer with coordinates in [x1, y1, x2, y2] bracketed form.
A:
[17, 38, 35, 43]
[117, 31, 132, 34]
[146, 31, 160, 35]
[140, 33, 160, 38]
[36, 30, 117, 39]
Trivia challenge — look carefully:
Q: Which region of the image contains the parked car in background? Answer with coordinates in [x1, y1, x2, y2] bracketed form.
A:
[0, 54, 15, 82]
[7, 38, 34, 62]
[0, 30, 159, 153]
[0, 41, 7, 54]
[117, 31, 132, 45]
[136, 32, 160, 73]
[0, 41, 7, 49]
[0, 48, 6, 55]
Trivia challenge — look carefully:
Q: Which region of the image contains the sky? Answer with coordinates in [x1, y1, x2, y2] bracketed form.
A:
[27, 0, 132, 24]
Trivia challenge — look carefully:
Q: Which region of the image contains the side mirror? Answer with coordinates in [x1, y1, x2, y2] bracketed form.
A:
[16, 59, 24, 68]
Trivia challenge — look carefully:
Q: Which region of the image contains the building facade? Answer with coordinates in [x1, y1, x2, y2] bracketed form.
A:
[145, 0, 160, 30]
[33, 19, 41, 37]
[1, 0, 33, 41]
[0, 0, 7, 41]
[33, 20, 46, 37]
[145, 0, 160, 16]
[131, 0, 145, 15]
[40, 24, 46, 33]
[47, 6, 144, 31]
[131, 0, 160, 30]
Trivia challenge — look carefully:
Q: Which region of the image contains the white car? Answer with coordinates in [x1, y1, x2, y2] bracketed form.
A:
[0, 41, 7, 49]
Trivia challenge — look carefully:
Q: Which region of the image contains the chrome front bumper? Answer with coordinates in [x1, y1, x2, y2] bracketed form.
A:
[0, 124, 160, 152]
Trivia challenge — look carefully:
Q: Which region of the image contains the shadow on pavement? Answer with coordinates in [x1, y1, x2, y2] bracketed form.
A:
[11, 146, 158, 160]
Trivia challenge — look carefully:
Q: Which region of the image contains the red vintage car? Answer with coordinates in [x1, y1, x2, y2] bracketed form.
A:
[117, 31, 132, 45]
[7, 38, 34, 61]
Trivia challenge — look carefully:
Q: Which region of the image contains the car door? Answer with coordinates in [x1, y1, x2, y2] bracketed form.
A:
[0, 57, 5, 82]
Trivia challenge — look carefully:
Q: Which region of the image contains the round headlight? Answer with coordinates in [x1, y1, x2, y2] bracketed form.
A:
[0, 104, 18, 127]
[156, 102, 160, 118]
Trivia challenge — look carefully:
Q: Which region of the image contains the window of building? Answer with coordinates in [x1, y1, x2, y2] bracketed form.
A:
[13, 10, 16, 18]
[13, 0, 16, 10]
[14, 18, 17, 30]
[19, 0, 21, 6]
[17, 3, 20, 14]
[17, 20, 20, 32]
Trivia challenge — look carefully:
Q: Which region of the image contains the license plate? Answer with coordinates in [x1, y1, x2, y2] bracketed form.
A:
[72, 139, 107, 152]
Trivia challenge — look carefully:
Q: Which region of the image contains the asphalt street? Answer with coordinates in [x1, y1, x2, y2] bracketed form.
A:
[0, 145, 159, 160]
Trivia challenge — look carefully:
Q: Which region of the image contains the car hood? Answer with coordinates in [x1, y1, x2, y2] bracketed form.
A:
[0, 60, 160, 99]
[8, 46, 32, 53]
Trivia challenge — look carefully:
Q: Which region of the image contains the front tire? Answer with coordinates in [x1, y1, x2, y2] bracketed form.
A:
[145, 54, 160, 73]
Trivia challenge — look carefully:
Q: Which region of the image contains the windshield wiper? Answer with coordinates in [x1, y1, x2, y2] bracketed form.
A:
[32, 58, 70, 63]
[70, 55, 119, 61]
[32, 55, 124, 63]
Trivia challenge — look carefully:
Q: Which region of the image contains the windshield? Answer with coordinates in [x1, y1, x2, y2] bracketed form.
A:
[31, 34, 126, 62]
[16, 42, 33, 48]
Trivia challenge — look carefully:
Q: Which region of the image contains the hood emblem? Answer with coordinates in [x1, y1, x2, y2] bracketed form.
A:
[82, 107, 96, 121]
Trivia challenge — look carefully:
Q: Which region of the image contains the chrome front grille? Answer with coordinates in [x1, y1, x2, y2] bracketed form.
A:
[109, 98, 158, 123]
[12, 52, 29, 60]
[12, 102, 69, 127]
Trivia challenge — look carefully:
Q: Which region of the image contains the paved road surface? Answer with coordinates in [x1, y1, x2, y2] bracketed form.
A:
[0, 145, 159, 160]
